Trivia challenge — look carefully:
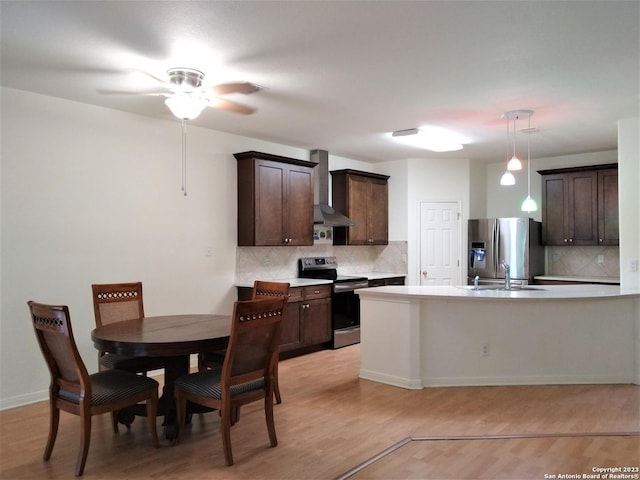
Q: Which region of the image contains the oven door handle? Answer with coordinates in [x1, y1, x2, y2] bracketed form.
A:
[333, 281, 370, 293]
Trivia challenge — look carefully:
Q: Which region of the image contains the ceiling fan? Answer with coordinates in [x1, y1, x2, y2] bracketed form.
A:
[100, 68, 262, 197]
[99, 67, 262, 118]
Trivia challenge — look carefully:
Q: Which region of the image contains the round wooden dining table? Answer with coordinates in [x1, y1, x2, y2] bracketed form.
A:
[91, 313, 231, 438]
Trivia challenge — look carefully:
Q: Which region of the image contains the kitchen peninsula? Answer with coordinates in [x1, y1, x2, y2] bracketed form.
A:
[356, 285, 640, 389]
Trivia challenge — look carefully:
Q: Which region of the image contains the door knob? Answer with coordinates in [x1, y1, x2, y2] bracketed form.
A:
[422, 271, 428, 277]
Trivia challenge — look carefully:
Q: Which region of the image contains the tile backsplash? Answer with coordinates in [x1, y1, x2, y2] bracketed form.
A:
[546, 246, 620, 278]
[236, 241, 408, 284]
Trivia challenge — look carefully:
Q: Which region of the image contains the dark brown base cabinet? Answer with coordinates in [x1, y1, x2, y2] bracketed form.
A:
[367, 276, 406, 287]
[237, 285, 331, 353]
[539, 164, 618, 246]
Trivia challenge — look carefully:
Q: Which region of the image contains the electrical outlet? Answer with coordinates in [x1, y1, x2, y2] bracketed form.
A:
[481, 343, 490, 357]
[630, 260, 639, 273]
[205, 247, 213, 257]
[263, 256, 270, 266]
[597, 254, 604, 264]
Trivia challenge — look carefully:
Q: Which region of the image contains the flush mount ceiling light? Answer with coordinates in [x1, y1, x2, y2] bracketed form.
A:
[391, 127, 464, 152]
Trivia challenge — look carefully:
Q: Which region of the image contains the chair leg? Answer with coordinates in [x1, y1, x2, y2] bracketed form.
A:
[146, 391, 159, 448]
[197, 353, 206, 372]
[76, 413, 91, 476]
[220, 403, 234, 466]
[43, 402, 59, 461]
[111, 411, 119, 434]
[273, 361, 282, 404]
[174, 388, 186, 444]
[264, 394, 278, 448]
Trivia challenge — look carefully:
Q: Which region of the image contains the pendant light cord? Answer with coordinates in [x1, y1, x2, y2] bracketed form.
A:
[506, 113, 510, 161]
[512, 116, 516, 159]
[181, 119, 187, 196]
[527, 115, 531, 196]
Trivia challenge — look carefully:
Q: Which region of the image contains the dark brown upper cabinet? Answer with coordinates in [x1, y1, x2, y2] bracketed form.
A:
[331, 169, 390, 246]
[235, 151, 316, 246]
[539, 164, 618, 246]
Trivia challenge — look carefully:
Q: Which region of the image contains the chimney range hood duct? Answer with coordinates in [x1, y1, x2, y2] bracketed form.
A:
[310, 149, 355, 227]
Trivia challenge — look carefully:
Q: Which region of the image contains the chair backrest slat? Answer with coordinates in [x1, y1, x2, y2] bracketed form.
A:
[223, 298, 286, 387]
[252, 281, 290, 300]
[92, 282, 144, 327]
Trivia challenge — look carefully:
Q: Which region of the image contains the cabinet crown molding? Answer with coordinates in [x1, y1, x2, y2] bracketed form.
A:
[537, 163, 617, 175]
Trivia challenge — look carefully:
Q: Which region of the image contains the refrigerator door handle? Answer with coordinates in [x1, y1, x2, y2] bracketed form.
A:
[493, 222, 500, 274]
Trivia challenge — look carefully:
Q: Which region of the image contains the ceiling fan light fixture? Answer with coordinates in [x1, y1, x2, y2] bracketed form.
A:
[165, 94, 208, 120]
[167, 68, 204, 93]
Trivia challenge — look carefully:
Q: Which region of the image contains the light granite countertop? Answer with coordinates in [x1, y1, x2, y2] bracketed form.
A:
[235, 278, 333, 289]
[235, 272, 406, 289]
[356, 284, 640, 300]
[355, 272, 407, 280]
[534, 275, 620, 284]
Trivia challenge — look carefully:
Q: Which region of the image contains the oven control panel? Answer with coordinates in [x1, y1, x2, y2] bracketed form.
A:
[299, 256, 338, 270]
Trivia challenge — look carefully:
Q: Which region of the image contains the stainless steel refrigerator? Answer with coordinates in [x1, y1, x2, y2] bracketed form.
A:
[468, 218, 544, 285]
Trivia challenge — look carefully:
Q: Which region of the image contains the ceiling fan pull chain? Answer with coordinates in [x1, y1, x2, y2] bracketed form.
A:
[181, 119, 187, 196]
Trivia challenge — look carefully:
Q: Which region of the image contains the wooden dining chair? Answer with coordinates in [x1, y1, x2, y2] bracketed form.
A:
[28, 301, 160, 477]
[91, 282, 166, 374]
[199, 280, 289, 404]
[174, 296, 287, 466]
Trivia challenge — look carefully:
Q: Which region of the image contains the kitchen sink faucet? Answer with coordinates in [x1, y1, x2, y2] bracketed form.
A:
[501, 262, 511, 290]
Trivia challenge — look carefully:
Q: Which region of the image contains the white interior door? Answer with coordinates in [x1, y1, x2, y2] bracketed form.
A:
[419, 202, 461, 285]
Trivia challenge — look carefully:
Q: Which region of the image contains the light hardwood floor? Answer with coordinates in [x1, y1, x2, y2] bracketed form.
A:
[2, 345, 638, 479]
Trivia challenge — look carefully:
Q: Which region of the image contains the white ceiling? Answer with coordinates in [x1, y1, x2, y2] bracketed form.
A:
[1, 1, 638, 163]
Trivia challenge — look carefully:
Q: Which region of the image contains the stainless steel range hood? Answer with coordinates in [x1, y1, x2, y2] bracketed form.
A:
[310, 149, 355, 227]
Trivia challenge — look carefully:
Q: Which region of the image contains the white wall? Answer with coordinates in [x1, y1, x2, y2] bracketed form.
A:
[469, 161, 487, 219]
[0, 87, 309, 408]
[618, 117, 640, 289]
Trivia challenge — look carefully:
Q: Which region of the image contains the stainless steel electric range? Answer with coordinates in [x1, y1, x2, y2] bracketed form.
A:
[298, 256, 369, 348]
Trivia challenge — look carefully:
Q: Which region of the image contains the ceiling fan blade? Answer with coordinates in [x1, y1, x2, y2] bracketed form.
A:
[137, 70, 170, 86]
[97, 89, 169, 96]
[211, 82, 262, 95]
[208, 98, 256, 115]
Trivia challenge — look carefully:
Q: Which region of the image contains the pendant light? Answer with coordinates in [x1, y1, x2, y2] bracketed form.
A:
[500, 113, 516, 185]
[500, 110, 533, 186]
[521, 112, 538, 212]
[507, 114, 522, 171]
